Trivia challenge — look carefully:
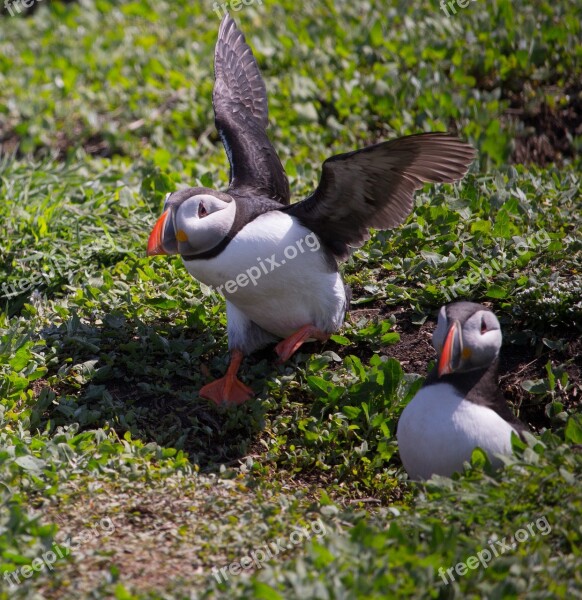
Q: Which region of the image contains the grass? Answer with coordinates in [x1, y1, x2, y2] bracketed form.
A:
[0, 0, 581, 598]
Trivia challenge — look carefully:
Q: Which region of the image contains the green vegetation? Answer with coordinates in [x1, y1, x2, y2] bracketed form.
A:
[0, 0, 580, 598]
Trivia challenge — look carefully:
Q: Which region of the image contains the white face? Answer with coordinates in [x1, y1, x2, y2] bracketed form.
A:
[433, 305, 502, 371]
[432, 305, 450, 355]
[173, 194, 236, 255]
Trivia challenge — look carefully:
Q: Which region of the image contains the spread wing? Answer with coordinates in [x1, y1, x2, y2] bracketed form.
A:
[213, 14, 290, 204]
[284, 133, 476, 258]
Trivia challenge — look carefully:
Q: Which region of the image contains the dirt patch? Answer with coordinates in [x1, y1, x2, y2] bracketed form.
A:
[499, 333, 581, 430]
[35, 476, 263, 597]
[0, 130, 20, 155]
[508, 83, 581, 165]
[387, 307, 436, 375]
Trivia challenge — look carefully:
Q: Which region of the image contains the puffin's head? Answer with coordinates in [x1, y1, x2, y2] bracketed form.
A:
[147, 187, 236, 257]
[432, 302, 502, 377]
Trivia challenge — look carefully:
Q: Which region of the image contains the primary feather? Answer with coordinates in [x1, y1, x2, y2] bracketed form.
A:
[285, 133, 476, 259]
[213, 15, 290, 204]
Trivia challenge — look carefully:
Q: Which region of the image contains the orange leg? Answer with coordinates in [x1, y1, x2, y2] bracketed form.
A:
[274, 324, 330, 363]
[199, 349, 254, 406]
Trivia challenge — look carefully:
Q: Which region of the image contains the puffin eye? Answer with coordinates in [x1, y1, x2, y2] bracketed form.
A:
[198, 202, 208, 218]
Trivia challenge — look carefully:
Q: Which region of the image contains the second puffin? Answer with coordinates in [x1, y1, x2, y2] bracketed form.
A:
[147, 15, 476, 405]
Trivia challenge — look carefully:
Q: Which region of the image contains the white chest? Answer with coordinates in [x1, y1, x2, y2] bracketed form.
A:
[396, 383, 517, 480]
[182, 211, 346, 337]
[183, 212, 316, 287]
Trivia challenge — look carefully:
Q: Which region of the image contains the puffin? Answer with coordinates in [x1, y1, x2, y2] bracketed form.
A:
[396, 302, 528, 480]
[147, 14, 476, 406]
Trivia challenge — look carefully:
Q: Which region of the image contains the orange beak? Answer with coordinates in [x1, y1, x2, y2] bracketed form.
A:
[438, 320, 462, 377]
[147, 210, 170, 256]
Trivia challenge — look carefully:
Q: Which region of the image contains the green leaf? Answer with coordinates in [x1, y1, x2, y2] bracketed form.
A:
[369, 20, 383, 46]
[153, 148, 172, 169]
[564, 415, 582, 444]
[420, 251, 445, 266]
[545, 362, 556, 391]
[251, 582, 284, 600]
[330, 334, 350, 346]
[342, 405, 361, 419]
[521, 379, 548, 394]
[306, 375, 336, 397]
[146, 298, 178, 309]
[200, 172, 214, 187]
[492, 208, 512, 238]
[470, 447, 488, 469]
[285, 159, 297, 177]
[9, 345, 31, 372]
[15, 455, 46, 472]
[485, 285, 508, 299]
[380, 332, 400, 345]
[379, 358, 403, 397]
[471, 220, 492, 233]
[510, 431, 527, 453]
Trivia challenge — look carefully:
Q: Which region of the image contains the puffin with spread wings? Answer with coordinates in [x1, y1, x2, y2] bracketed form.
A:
[147, 14, 476, 406]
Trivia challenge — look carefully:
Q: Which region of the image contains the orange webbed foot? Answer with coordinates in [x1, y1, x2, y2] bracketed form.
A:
[199, 349, 253, 406]
[274, 324, 330, 363]
[199, 376, 254, 406]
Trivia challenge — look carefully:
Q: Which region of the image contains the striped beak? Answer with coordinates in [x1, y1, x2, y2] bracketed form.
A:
[438, 320, 463, 377]
[147, 210, 175, 256]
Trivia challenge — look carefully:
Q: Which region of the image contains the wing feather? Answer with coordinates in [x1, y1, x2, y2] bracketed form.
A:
[213, 15, 290, 204]
[284, 133, 476, 258]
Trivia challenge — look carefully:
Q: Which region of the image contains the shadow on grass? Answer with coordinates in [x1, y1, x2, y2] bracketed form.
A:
[30, 310, 277, 471]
